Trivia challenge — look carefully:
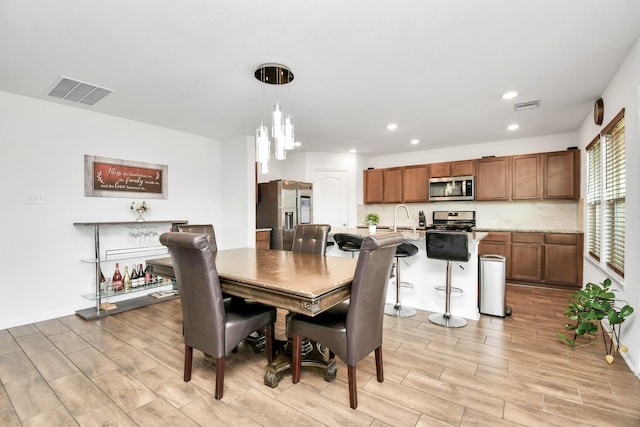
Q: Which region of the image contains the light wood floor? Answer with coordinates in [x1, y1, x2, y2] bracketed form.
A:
[1, 285, 639, 426]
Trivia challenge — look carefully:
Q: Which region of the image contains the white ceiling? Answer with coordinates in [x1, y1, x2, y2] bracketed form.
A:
[2, 0, 640, 156]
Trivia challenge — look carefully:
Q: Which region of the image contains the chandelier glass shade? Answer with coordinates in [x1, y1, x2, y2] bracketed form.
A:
[255, 64, 295, 173]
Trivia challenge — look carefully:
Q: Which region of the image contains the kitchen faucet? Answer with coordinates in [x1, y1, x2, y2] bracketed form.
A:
[394, 204, 411, 232]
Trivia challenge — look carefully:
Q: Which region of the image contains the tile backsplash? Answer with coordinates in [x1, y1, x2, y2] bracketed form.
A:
[358, 200, 582, 232]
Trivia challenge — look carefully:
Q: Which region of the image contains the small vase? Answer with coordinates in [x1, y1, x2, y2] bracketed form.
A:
[368, 225, 376, 234]
[135, 209, 145, 222]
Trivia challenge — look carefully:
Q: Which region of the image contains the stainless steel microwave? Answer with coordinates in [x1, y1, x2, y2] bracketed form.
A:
[429, 176, 475, 201]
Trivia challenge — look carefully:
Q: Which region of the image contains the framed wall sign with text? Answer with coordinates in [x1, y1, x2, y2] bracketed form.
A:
[84, 155, 168, 199]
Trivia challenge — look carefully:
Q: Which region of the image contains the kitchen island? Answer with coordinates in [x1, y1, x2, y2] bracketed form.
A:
[329, 228, 488, 321]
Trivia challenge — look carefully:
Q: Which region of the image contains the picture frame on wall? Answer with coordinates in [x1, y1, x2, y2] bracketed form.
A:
[84, 155, 168, 199]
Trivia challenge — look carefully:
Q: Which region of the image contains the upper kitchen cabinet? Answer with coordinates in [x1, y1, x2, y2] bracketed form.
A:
[451, 160, 475, 176]
[363, 169, 384, 204]
[512, 154, 542, 200]
[402, 164, 429, 203]
[383, 167, 403, 203]
[543, 150, 580, 200]
[363, 167, 403, 204]
[429, 160, 475, 178]
[476, 156, 511, 200]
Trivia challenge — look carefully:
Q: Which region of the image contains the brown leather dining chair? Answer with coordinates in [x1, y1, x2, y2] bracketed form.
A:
[290, 232, 403, 409]
[159, 232, 276, 400]
[176, 224, 217, 252]
[291, 224, 331, 254]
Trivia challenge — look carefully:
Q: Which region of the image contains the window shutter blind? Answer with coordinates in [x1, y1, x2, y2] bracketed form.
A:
[604, 114, 625, 276]
[586, 136, 601, 260]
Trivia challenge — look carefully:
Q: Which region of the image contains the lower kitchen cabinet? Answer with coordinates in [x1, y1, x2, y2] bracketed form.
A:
[256, 229, 271, 249]
[511, 233, 544, 282]
[478, 230, 583, 289]
[478, 232, 511, 279]
[543, 233, 583, 286]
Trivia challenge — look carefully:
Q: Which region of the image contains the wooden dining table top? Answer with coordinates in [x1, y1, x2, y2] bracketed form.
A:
[146, 248, 359, 316]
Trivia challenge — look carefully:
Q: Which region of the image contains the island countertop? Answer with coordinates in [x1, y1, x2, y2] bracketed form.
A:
[329, 227, 487, 242]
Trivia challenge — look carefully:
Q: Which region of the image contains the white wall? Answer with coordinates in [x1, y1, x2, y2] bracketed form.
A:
[0, 91, 224, 329]
[219, 135, 256, 249]
[577, 36, 640, 376]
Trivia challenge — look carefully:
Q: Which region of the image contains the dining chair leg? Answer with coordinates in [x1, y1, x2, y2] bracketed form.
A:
[265, 324, 275, 364]
[347, 365, 358, 409]
[184, 344, 193, 382]
[375, 346, 384, 382]
[215, 357, 225, 400]
[292, 333, 301, 384]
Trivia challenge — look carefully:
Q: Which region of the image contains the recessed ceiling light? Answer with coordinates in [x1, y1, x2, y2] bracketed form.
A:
[294, 141, 301, 147]
[502, 91, 518, 100]
[410, 139, 420, 145]
[349, 148, 357, 153]
[387, 123, 398, 130]
[507, 124, 519, 131]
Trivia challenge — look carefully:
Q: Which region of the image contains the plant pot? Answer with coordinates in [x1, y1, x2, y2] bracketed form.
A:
[368, 225, 376, 234]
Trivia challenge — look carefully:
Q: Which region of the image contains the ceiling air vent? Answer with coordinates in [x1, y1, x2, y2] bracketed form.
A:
[48, 76, 114, 105]
[514, 99, 540, 111]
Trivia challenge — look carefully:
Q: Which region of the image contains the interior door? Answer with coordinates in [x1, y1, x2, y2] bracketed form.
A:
[313, 170, 348, 228]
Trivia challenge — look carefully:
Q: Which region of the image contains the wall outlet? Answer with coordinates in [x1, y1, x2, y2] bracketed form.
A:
[24, 192, 45, 205]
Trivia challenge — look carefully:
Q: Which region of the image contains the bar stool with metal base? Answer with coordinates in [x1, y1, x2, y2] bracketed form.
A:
[384, 241, 419, 317]
[333, 233, 364, 258]
[426, 230, 470, 328]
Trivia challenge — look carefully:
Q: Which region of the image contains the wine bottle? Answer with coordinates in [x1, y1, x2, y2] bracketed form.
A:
[130, 264, 138, 288]
[124, 265, 131, 290]
[112, 263, 123, 292]
[137, 264, 145, 287]
[144, 264, 153, 285]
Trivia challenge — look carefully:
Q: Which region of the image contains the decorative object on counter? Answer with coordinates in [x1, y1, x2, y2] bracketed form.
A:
[557, 278, 634, 364]
[364, 213, 380, 234]
[130, 200, 149, 221]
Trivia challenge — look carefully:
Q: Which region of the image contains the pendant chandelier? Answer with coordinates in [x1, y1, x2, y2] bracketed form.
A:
[255, 63, 295, 174]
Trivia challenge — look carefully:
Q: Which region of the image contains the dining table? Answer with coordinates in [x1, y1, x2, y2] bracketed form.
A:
[146, 247, 358, 387]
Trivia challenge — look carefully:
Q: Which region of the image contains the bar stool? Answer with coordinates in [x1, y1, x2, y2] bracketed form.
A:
[333, 233, 364, 258]
[384, 241, 419, 317]
[426, 231, 470, 328]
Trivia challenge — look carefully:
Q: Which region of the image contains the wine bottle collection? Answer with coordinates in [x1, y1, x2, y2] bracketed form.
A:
[105, 262, 169, 294]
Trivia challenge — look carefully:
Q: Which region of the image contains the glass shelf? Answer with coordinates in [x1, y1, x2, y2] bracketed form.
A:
[80, 245, 169, 263]
[82, 279, 176, 301]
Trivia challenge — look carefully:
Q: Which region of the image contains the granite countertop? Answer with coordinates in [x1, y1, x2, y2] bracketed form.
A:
[475, 228, 583, 234]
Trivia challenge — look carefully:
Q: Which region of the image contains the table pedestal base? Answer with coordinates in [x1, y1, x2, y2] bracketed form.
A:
[264, 339, 336, 388]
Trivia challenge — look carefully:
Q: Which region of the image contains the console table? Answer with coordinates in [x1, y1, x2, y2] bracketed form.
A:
[73, 219, 187, 320]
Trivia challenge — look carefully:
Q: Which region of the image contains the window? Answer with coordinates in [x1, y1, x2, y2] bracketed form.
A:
[586, 136, 601, 260]
[586, 108, 625, 277]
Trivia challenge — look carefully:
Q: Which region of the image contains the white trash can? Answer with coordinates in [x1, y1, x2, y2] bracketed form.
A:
[479, 254, 507, 317]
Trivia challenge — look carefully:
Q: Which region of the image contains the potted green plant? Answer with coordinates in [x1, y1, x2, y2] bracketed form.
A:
[557, 278, 634, 364]
[364, 213, 380, 234]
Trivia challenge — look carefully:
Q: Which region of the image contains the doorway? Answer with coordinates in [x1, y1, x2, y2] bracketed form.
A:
[313, 169, 349, 229]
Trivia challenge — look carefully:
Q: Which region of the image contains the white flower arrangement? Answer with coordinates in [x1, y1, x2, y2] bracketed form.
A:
[130, 201, 149, 212]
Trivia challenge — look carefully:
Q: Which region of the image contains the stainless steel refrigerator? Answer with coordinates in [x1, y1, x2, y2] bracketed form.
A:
[256, 180, 313, 250]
